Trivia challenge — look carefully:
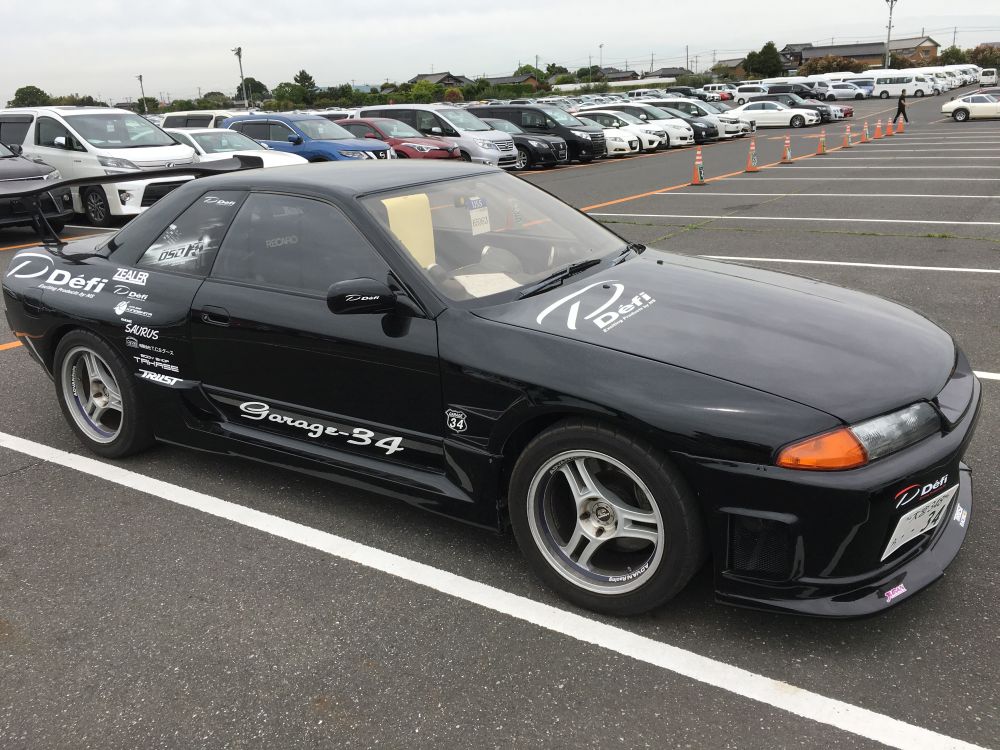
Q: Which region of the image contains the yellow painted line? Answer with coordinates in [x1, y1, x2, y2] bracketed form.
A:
[0, 341, 23, 351]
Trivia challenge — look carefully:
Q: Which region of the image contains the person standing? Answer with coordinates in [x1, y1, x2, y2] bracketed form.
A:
[893, 89, 909, 124]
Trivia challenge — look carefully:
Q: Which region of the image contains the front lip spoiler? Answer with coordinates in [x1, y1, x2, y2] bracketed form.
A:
[716, 464, 973, 618]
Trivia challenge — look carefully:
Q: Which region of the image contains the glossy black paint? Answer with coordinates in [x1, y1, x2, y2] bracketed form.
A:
[478, 118, 568, 168]
[467, 106, 606, 162]
[0, 149, 73, 229]
[1, 161, 981, 616]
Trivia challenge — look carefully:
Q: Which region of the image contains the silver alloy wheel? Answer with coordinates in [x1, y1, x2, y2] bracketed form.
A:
[515, 146, 529, 170]
[86, 190, 108, 223]
[526, 450, 665, 594]
[60, 346, 124, 444]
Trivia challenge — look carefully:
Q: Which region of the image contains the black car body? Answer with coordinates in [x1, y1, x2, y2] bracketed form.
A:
[0, 143, 73, 231]
[2, 162, 980, 618]
[663, 86, 710, 101]
[600, 104, 718, 143]
[467, 105, 606, 163]
[764, 83, 815, 97]
[750, 93, 834, 122]
[479, 117, 568, 169]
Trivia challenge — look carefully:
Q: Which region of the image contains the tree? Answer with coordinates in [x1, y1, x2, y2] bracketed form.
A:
[514, 64, 545, 80]
[137, 96, 160, 114]
[553, 74, 576, 85]
[938, 45, 968, 65]
[969, 44, 1000, 69]
[293, 69, 318, 105]
[203, 91, 228, 103]
[575, 65, 603, 82]
[9, 85, 50, 107]
[889, 52, 916, 69]
[239, 77, 269, 102]
[747, 41, 784, 77]
[443, 87, 463, 103]
[410, 80, 442, 103]
[797, 55, 865, 76]
[546, 63, 569, 78]
[272, 82, 307, 105]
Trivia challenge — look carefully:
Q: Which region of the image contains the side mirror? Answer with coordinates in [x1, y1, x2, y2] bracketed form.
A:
[7, 144, 22, 156]
[639, 114, 648, 120]
[429, 126, 442, 135]
[288, 134, 304, 145]
[327, 278, 396, 315]
[53, 136, 67, 149]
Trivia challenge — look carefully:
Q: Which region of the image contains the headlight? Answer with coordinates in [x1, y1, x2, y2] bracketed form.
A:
[527, 140, 549, 148]
[570, 130, 592, 140]
[401, 143, 433, 153]
[777, 403, 940, 471]
[98, 156, 139, 172]
[42, 169, 61, 181]
[608, 136, 625, 143]
[473, 138, 498, 150]
[338, 150, 369, 160]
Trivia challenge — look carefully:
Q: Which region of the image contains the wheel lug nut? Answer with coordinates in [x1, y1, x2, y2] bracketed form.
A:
[580, 512, 590, 520]
[595, 528, 604, 537]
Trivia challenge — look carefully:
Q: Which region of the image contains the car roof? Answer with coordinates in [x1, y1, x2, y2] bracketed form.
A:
[224, 113, 325, 124]
[1, 106, 132, 116]
[165, 127, 238, 135]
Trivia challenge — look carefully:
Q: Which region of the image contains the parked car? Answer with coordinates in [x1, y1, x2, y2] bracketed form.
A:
[750, 93, 834, 122]
[467, 105, 606, 163]
[336, 118, 461, 160]
[357, 104, 516, 168]
[605, 103, 718, 143]
[663, 86, 710, 101]
[161, 110, 243, 129]
[1, 160, 981, 618]
[576, 116, 638, 156]
[0, 142, 73, 232]
[758, 83, 814, 97]
[845, 78, 876, 97]
[734, 85, 769, 104]
[942, 93, 1000, 121]
[726, 101, 821, 128]
[981, 68, 998, 86]
[581, 105, 699, 148]
[0, 106, 196, 226]
[825, 82, 867, 100]
[702, 83, 738, 99]
[640, 99, 744, 138]
[165, 128, 308, 166]
[576, 109, 682, 151]
[478, 117, 568, 170]
[223, 114, 393, 161]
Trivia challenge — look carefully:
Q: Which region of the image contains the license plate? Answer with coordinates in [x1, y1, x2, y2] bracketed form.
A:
[881, 485, 958, 561]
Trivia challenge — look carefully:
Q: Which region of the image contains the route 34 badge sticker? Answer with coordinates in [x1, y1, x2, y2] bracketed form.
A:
[445, 408, 468, 433]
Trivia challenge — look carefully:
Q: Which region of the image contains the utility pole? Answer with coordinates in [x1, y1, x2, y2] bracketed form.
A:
[589, 54, 593, 83]
[136, 74, 146, 112]
[686, 45, 689, 70]
[535, 54, 539, 72]
[198, 86, 202, 99]
[232, 46, 248, 106]
[650, 52, 654, 74]
[883, 0, 898, 69]
[953, 26, 957, 46]
[599, 43, 604, 72]
[693, 55, 699, 73]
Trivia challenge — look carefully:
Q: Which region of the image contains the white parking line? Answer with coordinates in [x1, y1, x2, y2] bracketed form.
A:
[594, 213, 1000, 227]
[824, 156, 1000, 160]
[701, 256, 1000, 274]
[770, 166, 1000, 169]
[0, 430, 986, 750]
[679, 177, 1000, 182]
[661, 193, 997, 199]
[976, 371, 1000, 381]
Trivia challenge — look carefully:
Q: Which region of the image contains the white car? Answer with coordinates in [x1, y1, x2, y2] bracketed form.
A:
[640, 98, 744, 138]
[577, 109, 691, 150]
[726, 101, 821, 128]
[576, 116, 639, 156]
[826, 82, 867, 100]
[941, 93, 1000, 122]
[165, 128, 309, 166]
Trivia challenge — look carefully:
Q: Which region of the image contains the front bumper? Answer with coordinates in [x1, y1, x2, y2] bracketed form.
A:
[0, 185, 74, 227]
[86, 177, 192, 217]
[676, 361, 981, 617]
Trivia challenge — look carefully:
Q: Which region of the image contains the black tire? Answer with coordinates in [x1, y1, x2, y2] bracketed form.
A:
[826, 93, 836, 101]
[737, 97, 746, 105]
[508, 419, 706, 615]
[83, 187, 113, 227]
[53, 330, 155, 459]
[953, 109, 969, 122]
[459, 151, 472, 162]
[855, 93, 864, 100]
[790, 115, 805, 128]
[880, 91, 889, 99]
[915, 89, 924, 97]
[660, 133, 669, 150]
[513, 145, 532, 171]
[578, 155, 593, 163]
[395, 151, 409, 158]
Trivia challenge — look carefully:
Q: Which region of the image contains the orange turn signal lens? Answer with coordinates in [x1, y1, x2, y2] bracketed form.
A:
[776, 427, 868, 471]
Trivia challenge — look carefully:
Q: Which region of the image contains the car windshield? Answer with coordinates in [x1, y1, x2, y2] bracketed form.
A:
[786, 94, 807, 104]
[374, 119, 423, 138]
[438, 108, 491, 132]
[64, 113, 176, 148]
[610, 112, 643, 125]
[576, 116, 600, 127]
[698, 102, 723, 114]
[540, 106, 584, 126]
[191, 130, 264, 153]
[486, 119, 523, 134]
[294, 119, 355, 140]
[361, 172, 623, 305]
[654, 106, 691, 120]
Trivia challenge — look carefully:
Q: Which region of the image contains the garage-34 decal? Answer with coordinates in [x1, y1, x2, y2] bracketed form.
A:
[238, 401, 404, 455]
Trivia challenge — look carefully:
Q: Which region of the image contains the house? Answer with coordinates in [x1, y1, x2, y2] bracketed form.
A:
[604, 70, 640, 82]
[483, 74, 541, 89]
[780, 43, 813, 67]
[646, 67, 693, 78]
[799, 36, 940, 67]
[406, 72, 475, 87]
[715, 57, 746, 78]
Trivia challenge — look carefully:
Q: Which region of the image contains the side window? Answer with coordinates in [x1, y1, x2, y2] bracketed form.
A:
[161, 115, 184, 128]
[341, 123, 369, 138]
[137, 191, 246, 275]
[521, 110, 546, 128]
[241, 121, 269, 140]
[212, 116, 229, 128]
[36, 116, 82, 150]
[0, 116, 32, 146]
[212, 194, 389, 294]
[187, 115, 212, 127]
[270, 122, 295, 141]
[414, 111, 437, 133]
[745, 103, 762, 111]
[391, 110, 417, 127]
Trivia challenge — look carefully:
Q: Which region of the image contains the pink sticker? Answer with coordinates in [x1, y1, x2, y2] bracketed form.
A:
[884, 583, 907, 604]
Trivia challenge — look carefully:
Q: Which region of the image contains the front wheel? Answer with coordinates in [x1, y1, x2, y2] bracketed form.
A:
[578, 155, 593, 164]
[459, 151, 472, 162]
[855, 93, 864, 100]
[953, 109, 970, 122]
[880, 91, 889, 99]
[513, 145, 531, 171]
[509, 420, 706, 615]
[915, 89, 925, 97]
[790, 115, 805, 128]
[54, 330, 155, 458]
[84, 187, 112, 227]
[827, 93, 836, 101]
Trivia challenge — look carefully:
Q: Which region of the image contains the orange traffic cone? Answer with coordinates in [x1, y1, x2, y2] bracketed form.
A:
[781, 135, 793, 163]
[874, 120, 884, 139]
[843, 124, 853, 148]
[745, 137, 759, 172]
[885, 119, 895, 136]
[896, 117, 906, 133]
[861, 121, 870, 143]
[816, 129, 827, 155]
[690, 146, 706, 185]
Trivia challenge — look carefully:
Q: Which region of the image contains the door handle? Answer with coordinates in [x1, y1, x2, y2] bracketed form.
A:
[200, 306, 230, 326]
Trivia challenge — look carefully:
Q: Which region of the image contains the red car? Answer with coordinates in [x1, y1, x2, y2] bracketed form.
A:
[337, 118, 461, 159]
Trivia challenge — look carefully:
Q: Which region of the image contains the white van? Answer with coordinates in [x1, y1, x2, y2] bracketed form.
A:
[160, 110, 244, 128]
[0, 106, 196, 226]
[982, 68, 998, 86]
[871, 72, 915, 99]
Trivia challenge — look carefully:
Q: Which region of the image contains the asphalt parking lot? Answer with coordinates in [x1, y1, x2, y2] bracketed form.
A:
[1, 88, 998, 750]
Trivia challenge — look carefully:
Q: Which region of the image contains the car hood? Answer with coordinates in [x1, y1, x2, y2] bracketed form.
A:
[474, 251, 955, 423]
[0, 155, 55, 181]
[330, 138, 390, 152]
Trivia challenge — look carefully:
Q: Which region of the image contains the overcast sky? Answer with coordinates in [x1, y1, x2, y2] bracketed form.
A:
[3, 1, 999, 104]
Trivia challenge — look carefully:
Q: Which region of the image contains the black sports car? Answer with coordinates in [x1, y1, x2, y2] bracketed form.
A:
[1, 161, 980, 617]
[0, 143, 73, 232]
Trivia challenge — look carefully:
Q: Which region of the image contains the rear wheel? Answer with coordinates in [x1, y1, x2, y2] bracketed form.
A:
[953, 109, 970, 122]
[826, 93, 836, 101]
[509, 420, 706, 615]
[83, 187, 112, 227]
[790, 115, 805, 128]
[915, 89, 925, 97]
[855, 93, 864, 100]
[880, 91, 889, 99]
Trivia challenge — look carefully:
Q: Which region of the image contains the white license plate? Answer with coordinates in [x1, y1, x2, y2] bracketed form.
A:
[882, 485, 959, 561]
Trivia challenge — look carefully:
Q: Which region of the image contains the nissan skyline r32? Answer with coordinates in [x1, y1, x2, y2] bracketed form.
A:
[1, 161, 981, 617]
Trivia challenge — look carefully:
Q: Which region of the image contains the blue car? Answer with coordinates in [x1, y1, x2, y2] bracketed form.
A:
[222, 114, 394, 161]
